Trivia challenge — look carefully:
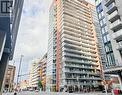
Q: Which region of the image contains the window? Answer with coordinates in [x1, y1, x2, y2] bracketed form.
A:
[105, 26, 108, 32]
[106, 53, 115, 66]
[103, 18, 106, 25]
[107, 2, 114, 10]
[98, 13, 102, 19]
[98, 11, 104, 19]
[101, 11, 104, 17]
[107, 34, 110, 41]
[105, 45, 109, 52]
[101, 28, 105, 34]
[105, 42, 112, 52]
[103, 34, 110, 43]
[96, 4, 103, 13]
[103, 35, 107, 43]
[100, 20, 103, 26]
[96, 0, 102, 6]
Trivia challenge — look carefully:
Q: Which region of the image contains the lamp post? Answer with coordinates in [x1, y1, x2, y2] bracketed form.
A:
[16, 55, 24, 87]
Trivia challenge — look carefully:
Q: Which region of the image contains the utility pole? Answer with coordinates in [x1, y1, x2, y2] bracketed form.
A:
[16, 55, 24, 86]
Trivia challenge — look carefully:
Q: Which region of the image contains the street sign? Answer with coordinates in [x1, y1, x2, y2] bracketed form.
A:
[0, 0, 13, 17]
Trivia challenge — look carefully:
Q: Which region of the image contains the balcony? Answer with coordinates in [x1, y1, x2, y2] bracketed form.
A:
[66, 82, 99, 86]
[117, 41, 122, 50]
[107, 2, 117, 14]
[64, 64, 95, 70]
[108, 10, 119, 22]
[63, 43, 81, 50]
[63, 52, 83, 59]
[110, 19, 122, 30]
[112, 29, 122, 40]
[105, 0, 115, 7]
[65, 76, 102, 80]
[65, 69, 89, 74]
[64, 58, 99, 66]
[63, 48, 81, 54]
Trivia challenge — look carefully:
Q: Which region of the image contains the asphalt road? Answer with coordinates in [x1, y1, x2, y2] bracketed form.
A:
[2, 91, 112, 95]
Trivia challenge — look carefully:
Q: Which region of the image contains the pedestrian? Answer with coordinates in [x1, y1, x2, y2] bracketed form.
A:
[14, 92, 17, 95]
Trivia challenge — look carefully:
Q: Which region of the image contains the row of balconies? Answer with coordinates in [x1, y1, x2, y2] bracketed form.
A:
[63, 17, 92, 30]
[63, 33, 81, 42]
[63, 50, 97, 60]
[62, 32, 95, 44]
[105, 0, 122, 43]
[63, 8, 91, 24]
[63, 21, 93, 37]
[105, 0, 115, 7]
[70, 0, 90, 13]
[64, 11, 91, 24]
[64, 58, 99, 66]
[65, 77, 102, 80]
[64, 64, 99, 70]
[64, 1, 90, 17]
[63, 47, 97, 57]
[63, 52, 98, 62]
[108, 10, 119, 22]
[62, 38, 96, 50]
[65, 70, 96, 74]
[62, 40, 97, 53]
[65, 82, 101, 86]
[63, 25, 92, 37]
[106, 2, 117, 14]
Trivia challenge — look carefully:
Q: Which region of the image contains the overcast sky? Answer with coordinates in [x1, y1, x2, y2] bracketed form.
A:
[10, 0, 95, 81]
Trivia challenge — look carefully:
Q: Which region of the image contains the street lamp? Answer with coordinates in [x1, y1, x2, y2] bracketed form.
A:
[16, 55, 24, 85]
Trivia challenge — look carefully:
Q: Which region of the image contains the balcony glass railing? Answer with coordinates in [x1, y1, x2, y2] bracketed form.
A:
[107, 2, 117, 14]
[118, 41, 122, 50]
[112, 29, 122, 40]
[65, 69, 98, 75]
[65, 76, 101, 80]
[105, 0, 114, 6]
[110, 19, 122, 30]
[108, 10, 118, 21]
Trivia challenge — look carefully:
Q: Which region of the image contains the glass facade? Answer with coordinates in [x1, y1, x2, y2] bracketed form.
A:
[46, 3, 56, 91]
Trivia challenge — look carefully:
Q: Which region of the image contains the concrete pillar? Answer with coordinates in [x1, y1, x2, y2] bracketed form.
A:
[0, 53, 9, 93]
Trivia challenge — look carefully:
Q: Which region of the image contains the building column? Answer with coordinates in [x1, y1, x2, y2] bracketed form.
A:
[0, 53, 9, 93]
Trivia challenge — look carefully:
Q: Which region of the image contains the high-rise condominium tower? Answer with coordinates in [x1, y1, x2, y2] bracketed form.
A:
[95, 0, 122, 82]
[46, 0, 102, 92]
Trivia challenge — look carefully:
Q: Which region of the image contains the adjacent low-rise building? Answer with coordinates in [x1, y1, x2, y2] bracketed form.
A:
[28, 59, 41, 90]
[3, 65, 15, 92]
[19, 80, 28, 90]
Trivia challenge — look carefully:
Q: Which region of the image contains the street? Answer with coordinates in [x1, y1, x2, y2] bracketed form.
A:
[3, 91, 112, 95]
